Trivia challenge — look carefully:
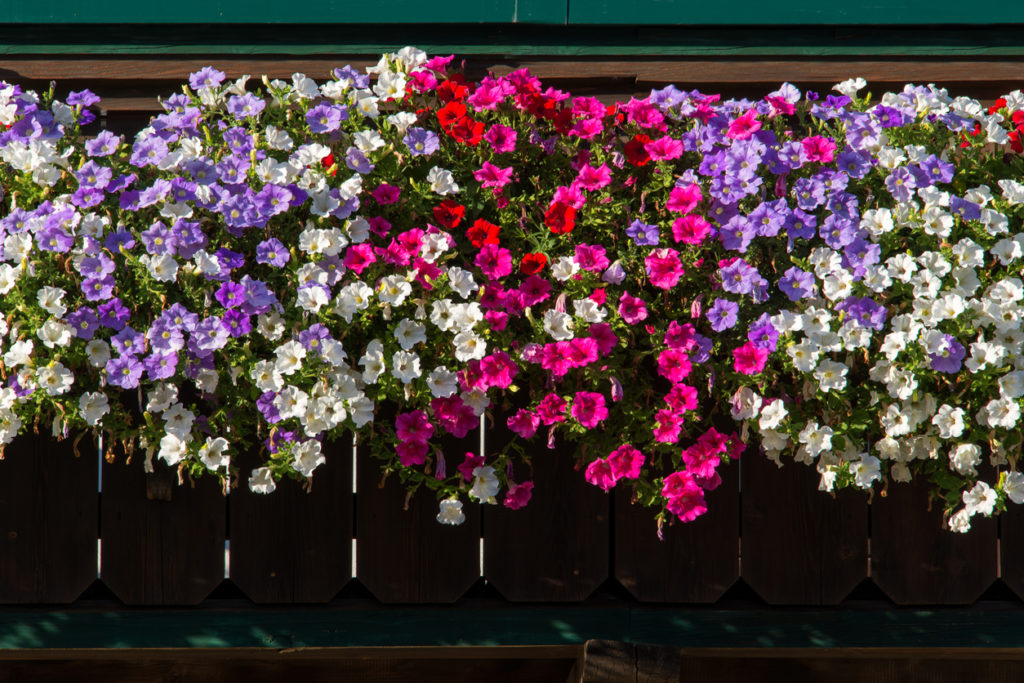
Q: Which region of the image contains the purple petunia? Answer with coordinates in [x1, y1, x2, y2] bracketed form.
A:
[706, 298, 739, 332]
[625, 219, 660, 246]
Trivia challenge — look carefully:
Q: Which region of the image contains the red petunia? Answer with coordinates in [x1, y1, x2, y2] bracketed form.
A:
[320, 153, 337, 176]
[449, 116, 485, 146]
[466, 219, 501, 248]
[432, 199, 465, 229]
[436, 75, 469, 103]
[545, 201, 576, 234]
[624, 134, 652, 166]
[520, 252, 548, 275]
[437, 101, 467, 131]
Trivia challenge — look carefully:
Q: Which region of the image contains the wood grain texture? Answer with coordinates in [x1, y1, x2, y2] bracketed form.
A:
[615, 461, 738, 603]
[484, 430, 609, 602]
[0, 434, 98, 603]
[871, 476, 997, 605]
[741, 452, 868, 605]
[998, 504, 1024, 600]
[229, 439, 352, 604]
[100, 455, 225, 605]
[0, 646, 580, 683]
[355, 430, 481, 604]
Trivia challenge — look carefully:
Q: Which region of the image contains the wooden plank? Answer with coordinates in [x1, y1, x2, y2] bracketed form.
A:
[871, 476, 997, 605]
[0, 646, 580, 683]
[998, 505, 1024, 600]
[680, 648, 1024, 683]
[568, 640, 681, 683]
[741, 452, 868, 605]
[615, 460, 738, 603]
[4, 58, 1024, 86]
[100, 454, 225, 605]
[0, 433, 97, 604]
[228, 439, 352, 604]
[484, 420, 609, 602]
[355, 428, 481, 603]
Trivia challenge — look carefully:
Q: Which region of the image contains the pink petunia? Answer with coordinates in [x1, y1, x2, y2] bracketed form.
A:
[576, 163, 612, 191]
[666, 183, 703, 214]
[663, 471, 707, 522]
[535, 393, 567, 425]
[589, 323, 618, 356]
[608, 445, 644, 480]
[664, 383, 699, 412]
[483, 124, 517, 153]
[671, 214, 712, 245]
[503, 480, 534, 509]
[801, 135, 837, 163]
[342, 243, 376, 275]
[645, 248, 684, 290]
[507, 409, 540, 439]
[585, 458, 618, 491]
[733, 342, 768, 375]
[473, 161, 514, 189]
[617, 292, 648, 325]
[474, 243, 513, 280]
[657, 347, 693, 383]
[571, 391, 608, 429]
[395, 410, 434, 444]
[726, 108, 761, 140]
[644, 135, 684, 161]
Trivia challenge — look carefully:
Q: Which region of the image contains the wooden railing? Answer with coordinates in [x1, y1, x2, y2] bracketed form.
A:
[0, 427, 1014, 607]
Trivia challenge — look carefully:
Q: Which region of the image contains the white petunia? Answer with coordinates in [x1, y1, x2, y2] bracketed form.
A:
[963, 481, 997, 517]
[850, 454, 881, 489]
[427, 366, 458, 398]
[198, 437, 230, 470]
[391, 350, 422, 384]
[147, 383, 178, 413]
[453, 331, 486, 362]
[437, 498, 466, 525]
[159, 433, 188, 466]
[78, 391, 109, 427]
[426, 166, 459, 195]
[37, 362, 73, 396]
[543, 309, 575, 341]
[275, 340, 307, 375]
[394, 318, 427, 350]
[292, 439, 325, 477]
[249, 467, 277, 494]
[469, 466, 500, 504]
[949, 443, 981, 476]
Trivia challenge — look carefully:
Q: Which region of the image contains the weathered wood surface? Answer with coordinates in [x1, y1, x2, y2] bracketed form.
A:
[569, 640, 681, 683]
[741, 452, 868, 605]
[0, 434, 97, 603]
[355, 429, 481, 604]
[484, 425, 609, 602]
[228, 440, 352, 604]
[615, 461, 739, 603]
[871, 476, 997, 605]
[100, 455, 225, 605]
[0, 646, 580, 683]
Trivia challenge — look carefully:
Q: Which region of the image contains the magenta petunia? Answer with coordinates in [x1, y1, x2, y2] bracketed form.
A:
[733, 342, 768, 375]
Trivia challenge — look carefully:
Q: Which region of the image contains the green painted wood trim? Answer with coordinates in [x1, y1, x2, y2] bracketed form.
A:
[569, 0, 1024, 25]
[2, 25, 1024, 56]
[3, 603, 1024, 649]
[0, 1, 567, 24]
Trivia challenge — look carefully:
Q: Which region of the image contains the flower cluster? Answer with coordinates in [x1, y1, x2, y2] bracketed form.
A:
[1, 54, 1023, 533]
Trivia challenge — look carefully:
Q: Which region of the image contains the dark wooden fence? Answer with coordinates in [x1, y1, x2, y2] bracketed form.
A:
[0, 431, 1009, 607]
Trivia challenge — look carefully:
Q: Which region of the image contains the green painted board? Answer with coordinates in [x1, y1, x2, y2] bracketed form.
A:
[0, 0, 566, 23]
[3, 25, 1024, 56]
[569, 0, 1024, 24]
[5, 604, 1024, 649]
